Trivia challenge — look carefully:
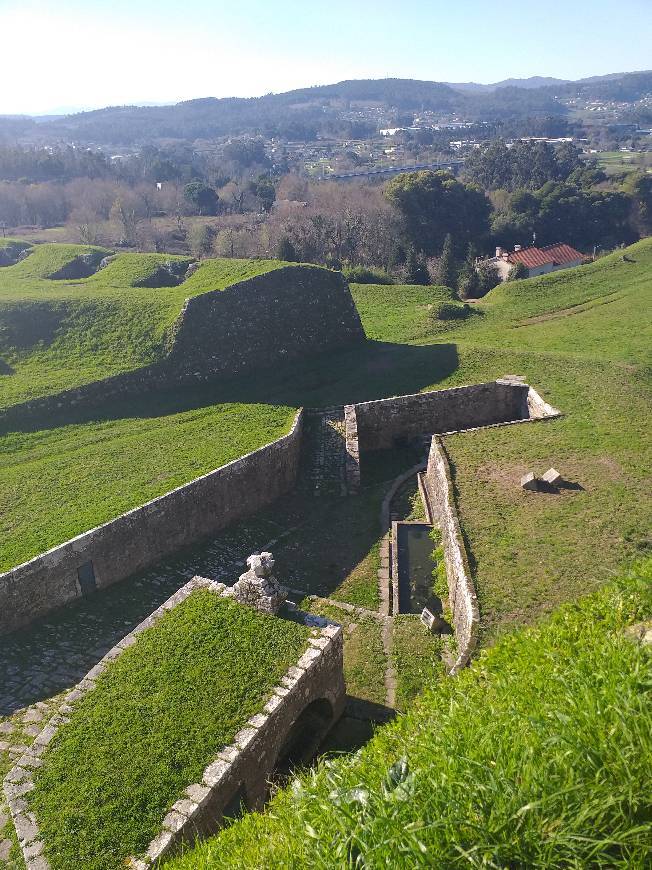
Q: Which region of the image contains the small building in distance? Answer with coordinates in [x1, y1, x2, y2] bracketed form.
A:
[482, 243, 585, 281]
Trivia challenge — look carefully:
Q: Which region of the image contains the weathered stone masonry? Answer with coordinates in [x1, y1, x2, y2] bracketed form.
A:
[3, 575, 345, 869]
[423, 437, 479, 674]
[347, 379, 529, 454]
[0, 411, 304, 636]
[0, 265, 365, 427]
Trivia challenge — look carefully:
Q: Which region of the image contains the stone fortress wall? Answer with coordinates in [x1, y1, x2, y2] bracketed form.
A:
[0, 265, 365, 427]
[0, 412, 304, 636]
[346, 378, 560, 670]
[1, 376, 560, 659]
[346, 379, 529, 453]
[422, 437, 479, 674]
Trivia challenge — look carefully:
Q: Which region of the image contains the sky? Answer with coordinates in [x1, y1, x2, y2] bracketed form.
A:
[2, 0, 651, 115]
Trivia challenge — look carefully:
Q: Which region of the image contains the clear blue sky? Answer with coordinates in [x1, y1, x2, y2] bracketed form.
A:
[2, 0, 651, 114]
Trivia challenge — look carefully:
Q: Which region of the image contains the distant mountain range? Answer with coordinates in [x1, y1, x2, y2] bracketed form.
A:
[2, 70, 650, 146]
[445, 71, 644, 93]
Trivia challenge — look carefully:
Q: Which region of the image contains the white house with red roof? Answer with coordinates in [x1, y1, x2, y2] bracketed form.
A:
[484, 243, 585, 281]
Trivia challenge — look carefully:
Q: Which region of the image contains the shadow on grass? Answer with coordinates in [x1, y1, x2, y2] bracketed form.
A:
[2, 341, 459, 435]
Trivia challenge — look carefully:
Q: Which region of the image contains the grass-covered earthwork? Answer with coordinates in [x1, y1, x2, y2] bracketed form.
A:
[29, 590, 311, 870]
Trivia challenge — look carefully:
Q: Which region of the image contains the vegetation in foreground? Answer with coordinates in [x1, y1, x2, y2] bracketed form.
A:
[166, 558, 652, 869]
[29, 591, 311, 870]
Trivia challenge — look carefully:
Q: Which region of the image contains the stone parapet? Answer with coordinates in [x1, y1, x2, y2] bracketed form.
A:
[351, 379, 530, 452]
[343, 403, 360, 494]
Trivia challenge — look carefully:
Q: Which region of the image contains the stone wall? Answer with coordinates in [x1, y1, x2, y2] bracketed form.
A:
[423, 436, 479, 674]
[4, 575, 345, 869]
[0, 411, 304, 636]
[343, 404, 361, 495]
[349, 380, 529, 453]
[0, 265, 365, 427]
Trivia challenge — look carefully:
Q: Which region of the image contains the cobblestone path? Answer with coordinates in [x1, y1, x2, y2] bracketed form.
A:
[301, 407, 347, 497]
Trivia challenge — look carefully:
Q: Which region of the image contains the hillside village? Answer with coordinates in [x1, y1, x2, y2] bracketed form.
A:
[0, 12, 650, 869]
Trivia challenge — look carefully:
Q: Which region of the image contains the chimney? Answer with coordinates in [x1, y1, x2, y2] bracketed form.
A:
[495, 246, 503, 258]
[514, 244, 522, 252]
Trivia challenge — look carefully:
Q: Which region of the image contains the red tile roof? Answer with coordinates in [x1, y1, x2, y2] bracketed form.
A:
[507, 243, 584, 269]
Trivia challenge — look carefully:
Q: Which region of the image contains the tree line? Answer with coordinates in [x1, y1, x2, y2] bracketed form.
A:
[1, 140, 650, 288]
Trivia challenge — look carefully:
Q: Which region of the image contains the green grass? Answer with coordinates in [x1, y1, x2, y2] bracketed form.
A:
[0, 245, 288, 408]
[28, 590, 311, 870]
[166, 558, 652, 869]
[351, 241, 652, 635]
[0, 400, 295, 570]
[349, 283, 455, 343]
[391, 615, 444, 712]
[301, 599, 387, 706]
[2, 238, 650, 624]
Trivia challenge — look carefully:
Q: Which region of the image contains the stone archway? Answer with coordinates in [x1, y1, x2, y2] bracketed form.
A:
[272, 698, 335, 780]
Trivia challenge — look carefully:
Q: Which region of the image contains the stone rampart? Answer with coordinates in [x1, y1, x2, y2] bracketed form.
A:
[0, 265, 364, 427]
[0, 411, 304, 636]
[350, 380, 529, 453]
[423, 436, 479, 674]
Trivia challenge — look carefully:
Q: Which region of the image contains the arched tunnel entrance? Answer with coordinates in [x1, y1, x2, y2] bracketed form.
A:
[273, 698, 334, 781]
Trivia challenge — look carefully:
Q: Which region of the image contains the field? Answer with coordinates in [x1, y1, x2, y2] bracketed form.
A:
[1, 237, 651, 868]
[0, 400, 295, 571]
[1, 241, 650, 616]
[592, 150, 652, 176]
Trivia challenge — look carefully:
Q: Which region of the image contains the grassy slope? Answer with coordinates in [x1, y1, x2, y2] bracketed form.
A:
[2, 240, 650, 606]
[349, 283, 455, 343]
[358, 242, 651, 636]
[301, 599, 386, 706]
[167, 559, 652, 869]
[0, 401, 294, 570]
[0, 244, 286, 407]
[29, 590, 311, 870]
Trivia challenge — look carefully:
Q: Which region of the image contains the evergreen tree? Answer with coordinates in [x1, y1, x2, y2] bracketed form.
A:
[405, 247, 430, 284]
[436, 234, 457, 289]
[458, 243, 481, 299]
[276, 235, 298, 262]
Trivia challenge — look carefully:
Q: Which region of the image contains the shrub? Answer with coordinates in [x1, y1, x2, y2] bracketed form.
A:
[344, 266, 394, 285]
[433, 300, 470, 321]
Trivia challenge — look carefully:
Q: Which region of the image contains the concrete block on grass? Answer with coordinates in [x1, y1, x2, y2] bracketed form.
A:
[520, 472, 538, 491]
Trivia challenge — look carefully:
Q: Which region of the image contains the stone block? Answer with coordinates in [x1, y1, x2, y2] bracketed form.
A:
[185, 782, 211, 805]
[520, 472, 538, 491]
[234, 727, 258, 750]
[13, 813, 39, 845]
[217, 745, 239, 764]
[146, 830, 174, 861]
[162, 810, 186, 833]
[542, 467, 563, 486]
[203, 759, 229, 788]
